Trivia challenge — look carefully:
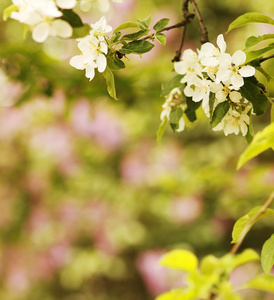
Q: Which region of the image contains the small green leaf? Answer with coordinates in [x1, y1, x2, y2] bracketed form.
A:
[186, 97, 202, 112]
[231, 206, 274, 243]
[119, 40, 154, 54]
[113, 22, 139, 34]
[102, 66, 117, 100]
[110, 31, 122, 43]
[232, 249, 259, 269]
[155, 32, 167, 45]
[157, 116, 168, 144]
[170, 108, 183, 124]
[159, 249, 198, 273]
[240, 80, 268, 115]
[200, 255, 220, 275]
[60, 9, 83, 28]
[121, 29, 149, 41]
[237, 122, 274, 169]
[185, 109, 196, 122]
[245, 34, 274, 50]
[153, 18, 170, 32]
[261, 234, 274, 275]
[161, 75, 184, 97]
[3, 4, 17, 21]
[245, 43, 274, 63]
[210, 101, 230, 128]
[227, 12, 274, 33]
[137, 16, 151, 29]
[247, 275, 274, 292]
[107, 56, 125, 71]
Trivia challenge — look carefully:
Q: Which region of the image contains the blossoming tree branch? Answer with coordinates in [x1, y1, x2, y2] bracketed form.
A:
[3, 0, 274, 299]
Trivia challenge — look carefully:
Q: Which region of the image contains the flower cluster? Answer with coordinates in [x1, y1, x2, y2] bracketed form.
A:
[70, 16, 112, 81]
[10, 0, 76, 42]
[162, 34, 256, 136]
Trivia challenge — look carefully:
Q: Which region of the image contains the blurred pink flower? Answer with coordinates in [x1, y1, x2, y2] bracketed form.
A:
[169, 195, 203, 224]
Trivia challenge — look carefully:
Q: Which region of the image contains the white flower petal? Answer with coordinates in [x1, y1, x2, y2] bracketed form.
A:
[51, 19, 72, 38]
[85, 65, 95, 80]
[232, 50, 246, 66]
[231, 74, 244, 88]
[32, 22, 50, 43]
[176, 117, 185, 132]
[229, 91, 242, 103]
[56, 0, 77, 9]
[216, 34, 226, 53]
[239, 65, 255, 78]
[96, 54, 107, 73]
[70, 55, 86, 70]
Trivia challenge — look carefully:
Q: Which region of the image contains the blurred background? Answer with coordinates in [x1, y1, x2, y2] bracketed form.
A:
[0, 0, 274, 299]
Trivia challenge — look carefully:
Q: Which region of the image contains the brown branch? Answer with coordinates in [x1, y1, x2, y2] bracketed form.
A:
[172, 0, 194, 62]
[189, 0, 208, 44]
[230, 191, 274, 255]
[259, 54, 274, 63]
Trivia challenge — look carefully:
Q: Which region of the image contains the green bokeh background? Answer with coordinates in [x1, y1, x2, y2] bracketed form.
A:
[0, 0, 273, 299]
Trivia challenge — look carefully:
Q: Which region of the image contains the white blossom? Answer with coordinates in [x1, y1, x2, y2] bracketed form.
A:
[216, 50, 255, 89]
[90, 16, 112, 41]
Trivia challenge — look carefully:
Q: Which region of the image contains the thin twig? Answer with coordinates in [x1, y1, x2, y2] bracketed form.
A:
[189, 0, 208, 44]
[259, 54, 274, 63]
[230, 192, 274, 255]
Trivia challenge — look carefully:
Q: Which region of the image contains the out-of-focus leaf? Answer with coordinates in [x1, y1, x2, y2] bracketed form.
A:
[231, 206, 274, 243]
[3, 4, 17, 21]
[232, 249, 259, 269]
[60, 9, 83, 27]
[157, 116, 168, 144]
[261, 234, 274, 275]
[237, 122, 274, 169]
[227, 12, 274, 33]
[156, 289, 185, 300]
[170, 107, 183, 124]
[102, 66, 117, 100]
[159, 249, 198, 273]
[153, 18, 170, 32]
[246, 275, 274, 292]
[71, 23, 90, 38]
[161, 75, 184, 97]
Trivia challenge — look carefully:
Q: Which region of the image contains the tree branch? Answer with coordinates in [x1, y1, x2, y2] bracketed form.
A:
[259, 54, 274, 63]
[189, 0, 208, 44]
[230, 192, 274, 255]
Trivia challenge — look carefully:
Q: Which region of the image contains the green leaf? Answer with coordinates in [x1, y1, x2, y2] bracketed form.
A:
[237, 122, 274, 169]
[157, 116, 168, 144]
[71, 23, 90, 38]
[102, 66, 117, 100]
[155, 33, 167, 45]
[3, 4, 17, 21]
[121, 30, 149, 41]
[185, 109, 196, 122]
[245, 43, 274, 63]
[200, 255, 220, 275]
[60, 9, 83, 28]
[119, 40, 154, 54]
[247, 275, 274, 292]
[107, 56, 125, 71]
[137, 16, 151, 29]
[161, 75, 184, 97]
[227, 12, 274, 33]
[271, 104, 274, 123]
[186, 97, 201, 112]
[245, 34, 274, 50]
[113, 22, 139, 34]
[232, 249, 259, 269]
[210, 101, 230, 128]
[239, 80, 268, 115]
[159, 249, 198, 273]
[153, 18, 170, 32]
[261, 234, 274, 275]
[231, 206, 274, 243]
[110, 31, 122, 43]
[170, 108, 183, 124]
[156, 289, 185, 300]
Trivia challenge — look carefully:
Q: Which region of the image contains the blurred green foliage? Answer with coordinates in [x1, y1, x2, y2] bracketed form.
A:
[0, 1, 273, 300]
